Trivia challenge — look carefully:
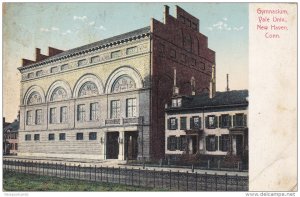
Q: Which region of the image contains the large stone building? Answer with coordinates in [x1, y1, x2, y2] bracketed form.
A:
[17, 5, 215, 160]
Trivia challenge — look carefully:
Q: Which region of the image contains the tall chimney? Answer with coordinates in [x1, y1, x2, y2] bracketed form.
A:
[173, 67, 179, 96]
[209, 64, 216, 98]
[226, 74, 230, 91]
[164, 5, 169, 24]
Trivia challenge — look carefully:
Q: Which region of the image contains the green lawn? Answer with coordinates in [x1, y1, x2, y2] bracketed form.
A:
[3, 171, 161, 191]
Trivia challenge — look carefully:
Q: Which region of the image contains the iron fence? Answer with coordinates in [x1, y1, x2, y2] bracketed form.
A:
[3, 159, 248, 191]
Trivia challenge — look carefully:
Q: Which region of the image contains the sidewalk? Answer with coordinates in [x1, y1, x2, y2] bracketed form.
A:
[3, 155, 248, 176]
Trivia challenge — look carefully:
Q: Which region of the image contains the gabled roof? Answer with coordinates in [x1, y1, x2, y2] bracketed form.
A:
[19, 26, 151, 71]
[167, 90, 248, 111]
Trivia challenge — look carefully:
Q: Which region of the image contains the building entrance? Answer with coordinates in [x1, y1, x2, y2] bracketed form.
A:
[106, 132, 119, 159]
[125, 131, 138, 160]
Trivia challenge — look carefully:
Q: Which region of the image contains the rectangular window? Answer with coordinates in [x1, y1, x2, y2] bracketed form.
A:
[126, 98, 137, 118]
[25, 134, 31, 141]
[35, 109, 42, 125]
[90, 103, 99, 120]
[61, 64, 69, 71]
[219, 135, 230, 152]
[59, 133, 66, 141]
[91, 56, 100, 63]
[191, 58, 196, 67]
[26, 110, 33, 125]
[111, 50, 121, 59]
[206, 115, 218, 129]
[170, 49, 176, 58]
[60, 106, 67, 123]
[180, 117, 187, 130]
[111, 100, 120, 119]
[50, 66, 58, 73]
[126, 47, 137, 55]
[76, 133, 83, 140]
[34, 134, 40, 141]
[233, 113, 247, 127]
[219, 114, 232, 128]
[50, 108, 56, 124]
[171, 98, 182, 107]
[168, 118, 178, 130]
[180, 53, 187, 63]
[200, 62, 205, 70]
[89, 132, 97, 140]
[15, 143, 18, 150]
[190, 116, 201, 129]
[48, 133, 55, 141]
[78, 59, 88, 67]
[158, 44, 165, 57]
[167, 136, 177, 151]
[192, 22, 198, 30]
[206, 135, 218, 151]
[77, 104, 85, 121]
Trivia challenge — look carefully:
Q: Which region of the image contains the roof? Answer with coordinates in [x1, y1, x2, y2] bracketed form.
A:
[167, 90, 248, 111]
[19, 26, 151, 71]
[3, 120, 19, 133]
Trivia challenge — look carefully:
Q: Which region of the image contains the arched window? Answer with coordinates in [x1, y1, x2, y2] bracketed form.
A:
[51, 87, 67, 101]
[78, 82, 99, 97]
[112, 75, 136, 93]
[27, 92, 42, 105]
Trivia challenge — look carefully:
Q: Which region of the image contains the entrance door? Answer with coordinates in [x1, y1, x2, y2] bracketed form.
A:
[125, 132, 138, 160]
[106, 132, 119, 159]
[236, 135, 243, 156]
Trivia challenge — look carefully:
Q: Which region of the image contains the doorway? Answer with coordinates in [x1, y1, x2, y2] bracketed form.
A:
[125, 132, 138, 160]
[106, 132, 119, 159]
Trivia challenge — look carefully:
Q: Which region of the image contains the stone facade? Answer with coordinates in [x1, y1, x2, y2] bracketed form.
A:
[18, 5, 215, 161]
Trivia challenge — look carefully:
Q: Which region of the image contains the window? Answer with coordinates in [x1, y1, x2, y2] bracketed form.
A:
[126, 47, 137, 55]
[205, 115, 218, 129]
[192, 22, 198, 30]
[206, 135, 218, 151]
[50, 108, 56, 124]
[170, 49, 176, 58]
[48, 134, 55, 141]
[36, 70, 43, 77]
[158, 44, 165, 57]
[191, 58, 196, 67]
[167, 136, 177, 151]
[190, 116, 201, 129]
[180, 54, 187, 63]
[61, 64, 69, 71]
[50, 66, 58, 73]
[111, 50, 121, 59]
[59, 133, 66, 141]
[76, 133, 83, 140]
[25, 134, 31, 141]
[60, 106, 67, 123]
[233, 113, 247, 127]
[35, 109, 42, 125]
[180, 117, 187, 130]
[34, 134, 40, 141]
[26, 110, 33, 125]
[89, 132, 97, 140]
[90, 103, 99, 121]
[15, 143, 18, 150]
[111, 100, 120, 119]
[219, 135, 230, 152]
[171, 98, 182, 107]
[219, 114, 232, 128]
[167, 118, 178, 130]
[27, 73, 34, 79]
[91, 56, 100, 63]
[77, 104, 85, 121]
[126, 98, 137, 118]
[78, 59, 88, 67]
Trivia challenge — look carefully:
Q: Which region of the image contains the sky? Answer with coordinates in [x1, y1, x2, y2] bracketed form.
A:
[3, 3, 248, 122]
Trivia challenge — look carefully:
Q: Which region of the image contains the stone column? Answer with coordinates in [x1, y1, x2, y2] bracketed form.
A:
[118, 131, 125, 160]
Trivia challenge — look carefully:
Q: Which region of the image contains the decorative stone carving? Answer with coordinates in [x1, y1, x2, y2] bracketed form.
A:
[112, 76, 136, 93]
[79, 82, 99, 97]
[51, 87, 67, 101]
[28, 92, 42, 105]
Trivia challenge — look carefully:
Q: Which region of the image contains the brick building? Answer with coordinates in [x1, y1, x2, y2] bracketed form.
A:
[17, 5, 215, 160]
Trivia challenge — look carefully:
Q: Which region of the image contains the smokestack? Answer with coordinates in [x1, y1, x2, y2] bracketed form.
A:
[209, 64, 216, 98]
[164, 5, 169, 24]
[173, 67, 179, 96]
[226, 74, 230, 91]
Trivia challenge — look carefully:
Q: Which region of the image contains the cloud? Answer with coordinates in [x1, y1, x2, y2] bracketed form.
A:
[89, 21, 95, 26]
[73, 15, 87, 21]
[40, 28, 50, 32]
[51, 27, 59, 31]
[95, 25, 106, 31]
[207, 18, 243, 32]
[61, 30, 72, 35]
